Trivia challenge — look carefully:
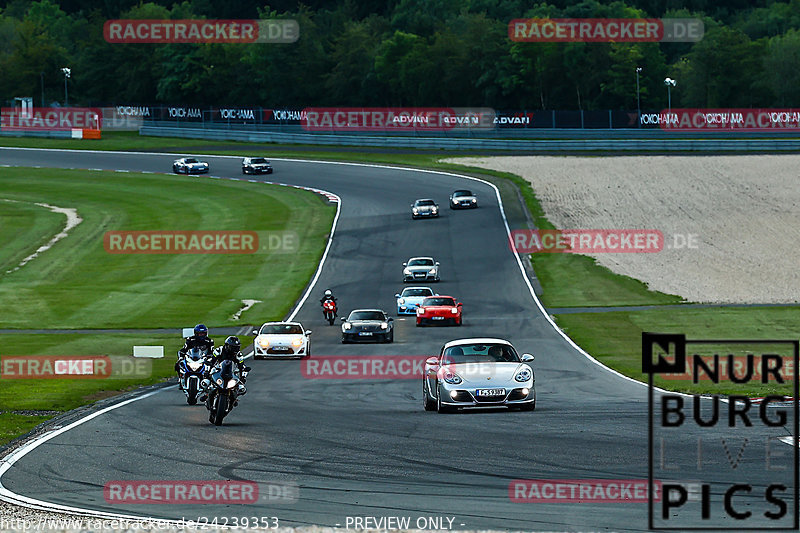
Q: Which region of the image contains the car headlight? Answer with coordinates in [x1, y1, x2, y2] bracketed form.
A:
[292, 337, 303, 347]
[380, 322, 388, 329]
[258, 336, 269, 348]
[452, 198, 458, 204]
[343, 323, 352, 330]
[403, 268, 411, 275]
[432, 207, 438, 213]
[442, 369, 462, 385]
[417, 308, 424, 315]
[412, 208, 418, 214]
[451, 307, 459, 314]
[428, 268, 436, 274]
[471, 198, 477, 203]
[397, 298, 405, 304]
[515, 367, 532, 382]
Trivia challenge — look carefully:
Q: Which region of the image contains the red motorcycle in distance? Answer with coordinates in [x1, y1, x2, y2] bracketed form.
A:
[322, 299, 337, 325]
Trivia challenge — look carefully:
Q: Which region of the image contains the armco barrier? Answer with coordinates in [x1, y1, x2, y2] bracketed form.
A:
[139, 126, 800, 152]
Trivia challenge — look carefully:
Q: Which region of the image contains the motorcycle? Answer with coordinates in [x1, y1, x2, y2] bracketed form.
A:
[177, 347, 209, 405]
[203, 360, 247, 426]
[322, 299, 337, 325]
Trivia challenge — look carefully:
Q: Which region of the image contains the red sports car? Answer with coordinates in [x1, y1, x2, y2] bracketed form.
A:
[416, 296, 462, 326]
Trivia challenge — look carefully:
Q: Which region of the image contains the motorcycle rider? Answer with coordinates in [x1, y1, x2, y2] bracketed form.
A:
[175, 324, 214, 388]
[199, 336, 250, 403]
[320, 289, 337, 316]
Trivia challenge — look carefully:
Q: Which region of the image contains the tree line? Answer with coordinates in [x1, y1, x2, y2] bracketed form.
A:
[1, 0, 799, 110]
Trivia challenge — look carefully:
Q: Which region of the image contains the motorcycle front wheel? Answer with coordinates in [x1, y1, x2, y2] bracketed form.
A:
[212, 392, 229, 426]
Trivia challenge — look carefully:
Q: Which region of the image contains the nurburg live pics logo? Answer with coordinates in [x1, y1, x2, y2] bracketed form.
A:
[643, 332, 799, 530]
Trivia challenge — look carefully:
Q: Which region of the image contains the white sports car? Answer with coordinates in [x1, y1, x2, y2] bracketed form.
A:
[253, 322, 311, 359]
[173, 157, 209, 174]
[422, 338, 535, 413]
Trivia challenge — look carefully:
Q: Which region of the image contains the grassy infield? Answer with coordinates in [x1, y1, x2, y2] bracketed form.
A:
[0, 132, 794, 445]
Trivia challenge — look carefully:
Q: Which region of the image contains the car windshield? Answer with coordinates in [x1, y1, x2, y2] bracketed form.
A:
[184, 158, 198, 163]
[453, 190, 472, 197]
[423, 297, 455, 307]
[441, 343, 519, 363]
[402, 288, 433, 297]
[416, 200, 435, 206]
[260, 324, 303, 334]
[251, 158, 268, 164]
[349, 311, 385, 321]
[408, 258, 434, 266]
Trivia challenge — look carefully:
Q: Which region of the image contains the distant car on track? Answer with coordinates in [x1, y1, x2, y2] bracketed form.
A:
[422, 338, 535, 413]
[411, 199, 439, 219]
[242, 157, 273, 175]
[403, 257, 440, 282]
[253, 322, 311, 359]
[395, 286, 436, 315]
[416, 295, 462, 326]
[341, 309, 394, 343]
[450, 189, 478, 209]
[173, 157, 209, 174]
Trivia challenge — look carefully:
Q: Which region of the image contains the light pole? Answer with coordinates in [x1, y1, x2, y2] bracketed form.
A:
[664, 77, 676, 115]
[61, 67, 71, 106]
[636, 67, 642, 127]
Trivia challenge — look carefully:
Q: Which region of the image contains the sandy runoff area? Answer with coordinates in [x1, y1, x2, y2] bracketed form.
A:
[444, 155, 800, 303]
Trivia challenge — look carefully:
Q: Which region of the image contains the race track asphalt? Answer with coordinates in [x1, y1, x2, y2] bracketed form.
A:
[0, 148, 796, 531]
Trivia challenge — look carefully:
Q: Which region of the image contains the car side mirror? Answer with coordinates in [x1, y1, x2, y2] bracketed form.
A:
[425, 356, 439, 366]
[435, 262, 440, 266]
[521, 353, 535, 362]
[394, 293, 400, 298]
[339, 317, 346, 322]
[305, 330, 312, 336]
[457, 303, 463, 307]
[252, 329, 259, 335]
[402, 263, 407, 267]
[387, 317, 393, 321]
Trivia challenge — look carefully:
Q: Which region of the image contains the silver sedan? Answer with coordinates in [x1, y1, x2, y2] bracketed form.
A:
[422, 338, 535, 413]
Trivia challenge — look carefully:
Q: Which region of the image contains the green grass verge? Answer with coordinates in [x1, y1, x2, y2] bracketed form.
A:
[0, 333, 250, 445]
[0, 334, 254, 412]
[0, 414, 53, 447]
[555, 307, 797, 396]
[0, 167, 335, 329]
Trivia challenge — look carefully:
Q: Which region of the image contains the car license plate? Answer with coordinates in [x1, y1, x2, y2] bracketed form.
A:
[432, 316, 444, 320]
[476, 388, 505, 397]
[359, 332, 373, 336]
[273, 346, 289, 351]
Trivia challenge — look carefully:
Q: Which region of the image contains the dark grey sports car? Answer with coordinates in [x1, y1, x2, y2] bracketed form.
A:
[341, 309, 394, 343]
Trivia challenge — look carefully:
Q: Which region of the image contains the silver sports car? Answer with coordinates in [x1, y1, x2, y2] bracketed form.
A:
[341, 309, 394, 343]
[411, 199, 439, 219]
[422, 338, 535, 413]
[403, 257, 440, 282]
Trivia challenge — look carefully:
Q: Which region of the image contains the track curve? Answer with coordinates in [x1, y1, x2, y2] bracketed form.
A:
[0, 148, 793, 531]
